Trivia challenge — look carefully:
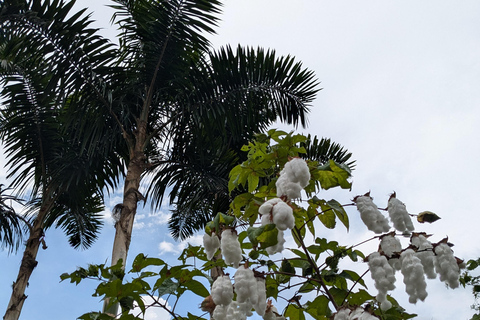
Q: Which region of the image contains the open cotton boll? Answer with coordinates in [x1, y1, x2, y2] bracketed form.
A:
[355, 195, 390, 234]
[212, 305, 227, 319]
[261, 213, 273, 226]
[259, 198, 283, 216]
[203, 233, 220, 260]
[333, 308, 351, 320]
[272, 201, 295, 231]
[380, 234, 402, 257]
[349, 307, 379, 320]
[380, 234, 402, 271]
[282, 158, 311, 187]
[254, 277, 267, 316]
[400, 249, 428, 303]
[220, 229, 243, 268]
[226, 301, 247, 320]
[411, 234, 436, 279]
[368, 252, 396, 311]
[276, 174, 303, 199]
[211, 275, 234, 306]
[388, 196, 415, 233]
[434, 242, 460, 288]
[234, 266, 258, 304]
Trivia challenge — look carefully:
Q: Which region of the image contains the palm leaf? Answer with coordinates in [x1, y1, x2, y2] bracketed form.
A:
[0, 184, 25, 253]
[301, 134, 356, 171]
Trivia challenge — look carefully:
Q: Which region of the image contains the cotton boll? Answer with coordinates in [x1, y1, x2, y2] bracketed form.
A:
[411, 234, 436, 279]
[350, 307, 379, 320]
[261, 213, 273, 226]
[254, 278, 267, 316]
[333, 308, 351, 320]
[221, 229, 243, 268]
[266, 230, 286, 255]
[355, 195, 390, 234]
[259, 198, 283, 216]
[272, 201, 295, 230]
[276, 174, 303, 199]
[234, 266, 258, 304]
[380, 234, 402, 270]
[282, 158, 311, 187]
[212, 305, 227, 319]
[434, 243, 460, 288]
[400, 249, 428, 304]
[203, 233, 221, 260]
[380, 234, 402, 257]
[387, 196, 415, 233]
[226, 301, 247, 320]
[211, 275, 234, 306]
[368, 252, 396, 310]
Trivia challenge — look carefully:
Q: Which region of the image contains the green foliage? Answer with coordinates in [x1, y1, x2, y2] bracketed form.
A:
[68, 130, 427, 320]
[461, 258, 480, 319]
[62, 252, 211, 319]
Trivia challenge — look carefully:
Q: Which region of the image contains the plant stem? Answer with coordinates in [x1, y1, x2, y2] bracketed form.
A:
[292, 226, 339, 311]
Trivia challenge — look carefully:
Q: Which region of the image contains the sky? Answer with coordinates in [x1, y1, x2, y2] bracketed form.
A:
[1, 0, 480, 319]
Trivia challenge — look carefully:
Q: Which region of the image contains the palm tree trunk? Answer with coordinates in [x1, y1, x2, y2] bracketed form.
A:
[4, 201, 51, 320]
[104, 120, 148, 316]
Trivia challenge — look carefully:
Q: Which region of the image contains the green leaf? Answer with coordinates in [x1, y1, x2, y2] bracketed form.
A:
[346, 289, 374, 305]
[247, 172, 260, 192]
[281, 259, 295, 274]
[247, 224, 278, 248]
[154, 278, 179, 296]
[228, 165, 243, 192]
[265, 275, 279, 299]
[184, 279, 209, 298]
[285, 304, 306, 320]
[131, 254, 165, 273]
[319, 210, 336, 229]
[305, 295, 331, 319]
[315, 160, 352, 190]
[327, 199, 349, 230]
[339, 270, 367, 288]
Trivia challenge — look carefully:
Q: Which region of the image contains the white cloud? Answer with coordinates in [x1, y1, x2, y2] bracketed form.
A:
[134, 210, 172, 230]
[158, 241, 180, 255]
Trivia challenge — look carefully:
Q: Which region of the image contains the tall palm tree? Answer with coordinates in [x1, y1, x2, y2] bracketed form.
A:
[0, 7, 121, 319]
[0, 0, 331, 317]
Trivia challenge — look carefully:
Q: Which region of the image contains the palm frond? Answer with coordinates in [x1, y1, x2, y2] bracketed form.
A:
[182, 45, 320, 134]
[301, 135, 356, 170]
[0, 184, 25, 253]
[111, 0, 221, 94]
[43, 192, 104, 250]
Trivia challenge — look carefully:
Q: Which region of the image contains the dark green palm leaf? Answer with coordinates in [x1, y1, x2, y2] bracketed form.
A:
[0, 184, 25, 253]
[301, 134, 356, 171]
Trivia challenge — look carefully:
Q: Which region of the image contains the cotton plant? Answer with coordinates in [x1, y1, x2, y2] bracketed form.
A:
[66, 131, 466, 320]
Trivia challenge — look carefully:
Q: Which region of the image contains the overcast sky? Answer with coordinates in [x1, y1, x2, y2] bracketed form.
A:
[1, 1, 480, 319]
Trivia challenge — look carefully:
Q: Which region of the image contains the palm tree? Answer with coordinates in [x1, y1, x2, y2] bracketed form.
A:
[0, 0, 337, 317]
[0, 7, 121, 319]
